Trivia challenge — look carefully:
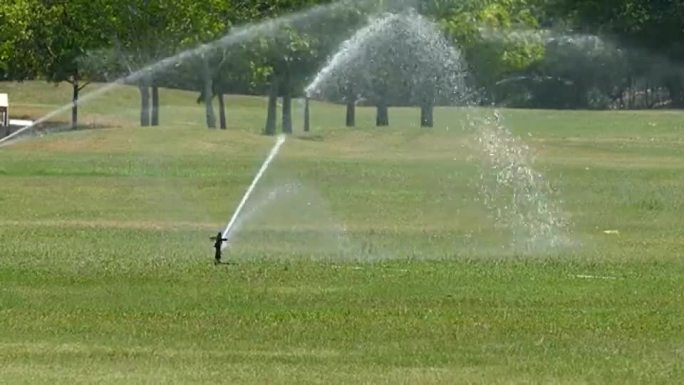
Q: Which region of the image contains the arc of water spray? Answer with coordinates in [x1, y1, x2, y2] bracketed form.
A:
[221, 134, 286, 247]
[0, 0, 362, 147]
[305, 12, 402, 96]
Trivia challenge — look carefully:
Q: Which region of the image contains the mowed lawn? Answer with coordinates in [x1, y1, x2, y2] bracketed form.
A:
[0, 82, 683, 384]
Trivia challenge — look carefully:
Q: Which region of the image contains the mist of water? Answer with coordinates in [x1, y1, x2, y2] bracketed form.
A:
[495, 75, 574, 87]
[222, 180, 360, 261]
[223, 181, 303, 242]
[478, 26, 608, 52]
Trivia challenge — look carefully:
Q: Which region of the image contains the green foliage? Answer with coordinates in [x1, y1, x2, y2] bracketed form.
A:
[546, 0, 684, 107]
[5, 0, 684, 112]
[423, 0, 545, 101]
[18, 0, 114, 84]
[0, 1, 35, 80]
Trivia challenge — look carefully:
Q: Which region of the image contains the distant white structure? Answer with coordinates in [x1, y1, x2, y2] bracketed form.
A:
[10, 119, 33, 127]
[0, 94, 33, 138]
[0, 94, 8, 135]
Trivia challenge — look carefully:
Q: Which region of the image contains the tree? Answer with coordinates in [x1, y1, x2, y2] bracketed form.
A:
[274, 26, 323, 134]
[178, 0, 234, 129]
[105, 0, 232, 128]
[110, 0, 175, 127]
[0, 0, 38, 81]
[544, 0, 684, 108]
[15, 0, 114, 129]
[212, 48, 250, 130]
[237, 0, 361, 134]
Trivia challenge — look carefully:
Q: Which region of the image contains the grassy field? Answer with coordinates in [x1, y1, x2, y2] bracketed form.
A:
[1, 81, 683, 384]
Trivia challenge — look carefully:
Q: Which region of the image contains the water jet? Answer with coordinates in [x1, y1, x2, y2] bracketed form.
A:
[218, 134, 287, 256]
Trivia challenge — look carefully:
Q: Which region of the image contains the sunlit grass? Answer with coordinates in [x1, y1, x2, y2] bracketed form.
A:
[0, 81, 683, 384]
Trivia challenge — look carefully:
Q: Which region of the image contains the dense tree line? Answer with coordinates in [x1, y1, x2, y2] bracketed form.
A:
[2, 0, 684, 132]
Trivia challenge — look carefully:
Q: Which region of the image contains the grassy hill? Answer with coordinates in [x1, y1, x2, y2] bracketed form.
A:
[0, 81, 683, 384]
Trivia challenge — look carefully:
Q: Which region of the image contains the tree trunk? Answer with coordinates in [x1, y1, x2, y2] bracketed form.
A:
[265, 78, 278, 135]
[139, 85, 150, 127]
[281, 72, 292, 134]
[71, 80, 79, 130]
[200, 58, 216, 129]
[151, 86, 159, 126]
[346, 100, 355, 127]
[420, 103, 433, 127]
[345, 87, 355, 127]
[282, 93, 292, 134]
[658, 87, 666, 107]
[218, 92, 227, 129]
[665, 75, 684, 108]
[376, 101, 389, 126]
[304, 97, 310, 132]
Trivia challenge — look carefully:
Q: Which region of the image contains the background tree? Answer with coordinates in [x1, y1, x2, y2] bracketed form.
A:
[110, 0, 179, 127]
[0, 0, 37, 81]
[13, 0, 114, 129]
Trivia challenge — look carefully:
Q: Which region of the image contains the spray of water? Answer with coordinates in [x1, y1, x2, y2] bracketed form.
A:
[222, 134, 286, 246]
[477, 26, 608, 51]
[305, 9, 467, 105]
[471, 110, 570, 252]
[0, 0, 364, 147]
[495, 75, 574, 87]
[305, 12, 403, 96]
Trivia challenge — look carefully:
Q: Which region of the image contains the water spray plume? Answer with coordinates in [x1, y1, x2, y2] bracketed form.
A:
[221, 134, 286, 246]
[305, 9, 467, 104]
[305, 12, 403, 97]
[0, 0, 367, 147]
[473, 110, 570, 251]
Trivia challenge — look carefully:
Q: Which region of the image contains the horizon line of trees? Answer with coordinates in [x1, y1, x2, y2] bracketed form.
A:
[2, 0, 684, 134]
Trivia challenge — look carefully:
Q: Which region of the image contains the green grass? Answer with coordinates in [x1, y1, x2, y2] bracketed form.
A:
[1, 81, 683, 384]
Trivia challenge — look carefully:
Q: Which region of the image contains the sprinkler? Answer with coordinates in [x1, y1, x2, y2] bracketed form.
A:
[211, 135, 286, 265]
[210, 232, 228, 265]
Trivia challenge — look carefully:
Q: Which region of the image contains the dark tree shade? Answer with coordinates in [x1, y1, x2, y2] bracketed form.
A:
[420, 103, 433, 127]
[151, 86, 160, 126]
[376, 103, 389, 126]
[265, 78, 278, 135]
[218, 92, 227, 129]
[139, 85, 150, 127]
